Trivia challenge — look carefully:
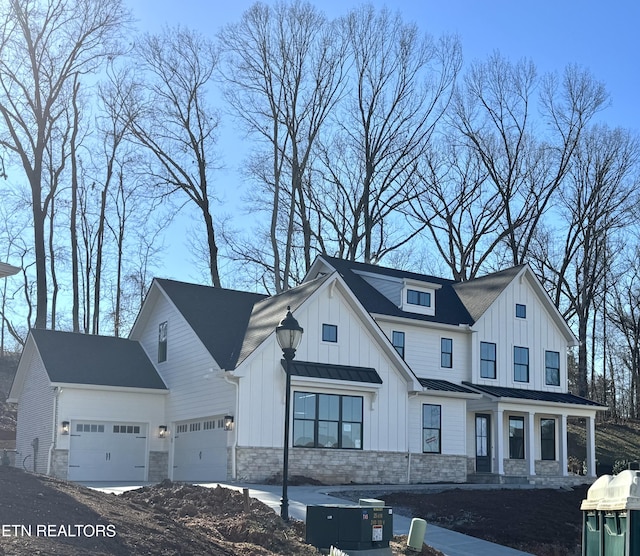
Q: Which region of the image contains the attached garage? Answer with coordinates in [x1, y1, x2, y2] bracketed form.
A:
[68, 421, 148, 482]
[172, 417, 228, 482]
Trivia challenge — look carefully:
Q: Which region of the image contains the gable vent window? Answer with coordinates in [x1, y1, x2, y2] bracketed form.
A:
[322, 323, 338, 343]
[158, 321, 168, 363]
[407, 289, 431, 307]
[516, 304, 527, 318]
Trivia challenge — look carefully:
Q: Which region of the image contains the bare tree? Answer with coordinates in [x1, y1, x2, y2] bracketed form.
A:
[449, 54, 608, 268]
[125, 26, 222, 287]
[0, 0, 130, 328]
[313, 5, 461, 264]
[219, 0, 346, 291]
[533, 125, 639, 397]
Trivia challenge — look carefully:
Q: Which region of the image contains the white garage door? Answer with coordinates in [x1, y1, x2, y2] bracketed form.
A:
[68, 421, 147, 482]
[173, 418, 227, 482]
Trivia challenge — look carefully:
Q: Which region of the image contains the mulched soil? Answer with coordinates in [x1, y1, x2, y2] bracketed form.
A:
[0, 466, 441, 555]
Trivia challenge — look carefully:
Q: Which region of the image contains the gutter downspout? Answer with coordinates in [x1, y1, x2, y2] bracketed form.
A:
[223, 372, 239, 480]
[48, 386, 60, 476]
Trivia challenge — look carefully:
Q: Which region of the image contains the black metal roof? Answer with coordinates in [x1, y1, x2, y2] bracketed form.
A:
[418, 378, 478, 394]
[30, 329, 167, 390]
[463, 382, 605, 407]
[287, 360, 383, 384]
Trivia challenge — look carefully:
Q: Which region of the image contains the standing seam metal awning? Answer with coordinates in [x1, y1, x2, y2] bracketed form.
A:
[283, 360, 382, 384]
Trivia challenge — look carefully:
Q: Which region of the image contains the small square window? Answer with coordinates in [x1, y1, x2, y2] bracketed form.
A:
[322, 324, 337, 342]
[516, 304, 527, 318]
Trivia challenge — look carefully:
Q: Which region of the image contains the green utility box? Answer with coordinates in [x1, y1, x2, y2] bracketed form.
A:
[581, 470, 640, 556]
[306, 504, 394, 552]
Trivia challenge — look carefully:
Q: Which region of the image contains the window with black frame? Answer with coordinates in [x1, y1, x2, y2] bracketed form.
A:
[509, 416, 524, 459]
[293, 392, 363, 449]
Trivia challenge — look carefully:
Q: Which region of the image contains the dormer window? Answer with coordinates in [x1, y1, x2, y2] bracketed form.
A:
[407, 289, 431, 307]
[401, 279, 440, 316]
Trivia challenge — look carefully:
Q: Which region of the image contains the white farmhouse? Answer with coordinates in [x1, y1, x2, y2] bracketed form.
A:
[9, 256, 604, 485]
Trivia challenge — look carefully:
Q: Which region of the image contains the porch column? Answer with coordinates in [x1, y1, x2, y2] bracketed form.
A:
[495, 409, 504, 475]
[559, 414, 568, 476]
[528, 411, 536, 476]
[586, 415, 597, 478]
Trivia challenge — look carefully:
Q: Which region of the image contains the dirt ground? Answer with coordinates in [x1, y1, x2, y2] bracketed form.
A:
[0, 466, 441, 556]
[373, 485, 589, 556]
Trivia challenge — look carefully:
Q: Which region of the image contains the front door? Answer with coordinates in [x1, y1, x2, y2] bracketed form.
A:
[475, 414, 491, 473]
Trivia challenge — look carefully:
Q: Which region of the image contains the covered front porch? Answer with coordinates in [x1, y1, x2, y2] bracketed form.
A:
[464, 384, 607, 486]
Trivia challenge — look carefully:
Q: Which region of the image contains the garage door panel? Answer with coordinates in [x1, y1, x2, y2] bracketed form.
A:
[173, 418, 227, 482]
[68, 421, 147, 482]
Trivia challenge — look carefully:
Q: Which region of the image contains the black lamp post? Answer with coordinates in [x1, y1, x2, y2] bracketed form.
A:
[275, 305, 304, 521]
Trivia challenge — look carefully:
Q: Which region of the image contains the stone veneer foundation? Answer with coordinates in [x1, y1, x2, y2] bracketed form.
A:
[235, 447, 467, 484]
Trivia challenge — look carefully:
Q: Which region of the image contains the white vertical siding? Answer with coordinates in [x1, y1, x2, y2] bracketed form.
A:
[134, 294, 236, 423]
[14, 350, 54, 474]
[237, 283, 410, 452]
[472, 276, 569, 391]
[408, 395, 466, 455]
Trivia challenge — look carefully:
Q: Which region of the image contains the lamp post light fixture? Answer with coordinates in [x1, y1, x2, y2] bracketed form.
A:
[275, 305, 304, 522]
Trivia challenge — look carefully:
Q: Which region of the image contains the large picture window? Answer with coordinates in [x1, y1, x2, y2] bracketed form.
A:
[514, 346, 529, 382]
[509, 416, 524, 459]
[541, 418, 556, 460]
[423, 404, 441, 453]
[293, 392, 363, 449]
[480, 342, 496, 379]
[545, 351, 560, 386]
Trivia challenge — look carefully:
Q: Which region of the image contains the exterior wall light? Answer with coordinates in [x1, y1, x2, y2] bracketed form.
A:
[61, 421, 70, 435]
[159, 425, 168, 438]
[224, 415, 234, 431]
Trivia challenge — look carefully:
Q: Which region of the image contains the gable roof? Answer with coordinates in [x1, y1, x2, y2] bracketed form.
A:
[452, 265, 525, 322]
[155, 279, 267, 370]
[27, 329, 167, 390]
[311, 256, 474, 326]
[0, 262, 19, 278]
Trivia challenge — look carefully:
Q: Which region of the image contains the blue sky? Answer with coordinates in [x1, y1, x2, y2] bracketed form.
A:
[126, 0, 640, 283]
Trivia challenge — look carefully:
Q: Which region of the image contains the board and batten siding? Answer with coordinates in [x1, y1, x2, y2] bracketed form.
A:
[377, 321, 472, 383]
[56, 389, 166, 453]
[237, 282, 410, 453]
[408, 395, 466, 455]
[134, 292, 235, 423]
[472, 276, 569, 391]
[14, 350, 54, 474]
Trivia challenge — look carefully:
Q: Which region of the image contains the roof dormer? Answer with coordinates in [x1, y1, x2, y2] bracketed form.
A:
[401, 279, 441, 316]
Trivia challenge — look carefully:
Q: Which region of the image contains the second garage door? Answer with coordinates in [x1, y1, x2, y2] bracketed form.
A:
[173, 418, 228, 482]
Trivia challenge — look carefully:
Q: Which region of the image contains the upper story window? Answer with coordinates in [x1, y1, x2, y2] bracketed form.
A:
[441, 338, 453, 368]
[514, 346, 529, 382]
[545, 351, 560, 386]
[407, 289, 431, 307]
[401, 280, 440, 317]
[392, 331, 405, 358]
[516, 304, 527, 318]
[480, 342, 496, 379]
[322, 324, 337, 343]
[158, 321, 168, 363]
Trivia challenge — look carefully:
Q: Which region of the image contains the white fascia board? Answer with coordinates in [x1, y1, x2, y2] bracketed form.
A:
[50, 382, 169, 395]
[371, 313, 473, 333]
[403, 277, 442, 290]
[490, 396, 607, 413]
[416, 389, 482, 400]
